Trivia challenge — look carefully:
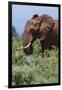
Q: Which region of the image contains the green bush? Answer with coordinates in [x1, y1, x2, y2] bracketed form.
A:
[12, 37, 58, 86]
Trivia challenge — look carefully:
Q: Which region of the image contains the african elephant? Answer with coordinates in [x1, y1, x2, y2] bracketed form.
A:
[23, 14, 59, 55]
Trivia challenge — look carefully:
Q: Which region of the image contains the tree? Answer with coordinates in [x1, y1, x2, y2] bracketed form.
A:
[12, 26, 18, 37]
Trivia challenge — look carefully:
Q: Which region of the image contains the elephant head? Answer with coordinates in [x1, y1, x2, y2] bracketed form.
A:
[23, 14, 55, 54]
[23, 14, 41, 54]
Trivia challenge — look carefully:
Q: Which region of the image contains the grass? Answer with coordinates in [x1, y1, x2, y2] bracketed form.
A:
[12, 38, 59, 86]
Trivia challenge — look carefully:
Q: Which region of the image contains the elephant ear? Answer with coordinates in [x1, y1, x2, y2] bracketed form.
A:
[47, 21, 55, 30]
[39, 14, 55, 28]
[32, 14, 39, 19]
[51, 22, 55, 29]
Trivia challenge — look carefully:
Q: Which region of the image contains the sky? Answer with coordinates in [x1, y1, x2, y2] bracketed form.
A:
[12, 5, 58, 35]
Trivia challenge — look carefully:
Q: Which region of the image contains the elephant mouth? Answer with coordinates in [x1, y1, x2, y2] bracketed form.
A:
[23, 42, 33, 55]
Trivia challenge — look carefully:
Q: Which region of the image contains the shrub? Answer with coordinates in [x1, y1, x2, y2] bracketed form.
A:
[12, 38, 58, 86]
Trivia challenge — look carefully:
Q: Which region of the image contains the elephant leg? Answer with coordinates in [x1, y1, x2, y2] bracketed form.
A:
[40, 40, 50, 58]
[41, 44, 45, 57]
[40, 41, 45, 58]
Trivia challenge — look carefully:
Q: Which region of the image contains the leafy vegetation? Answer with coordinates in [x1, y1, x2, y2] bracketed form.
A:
[12, 26, 59, 86]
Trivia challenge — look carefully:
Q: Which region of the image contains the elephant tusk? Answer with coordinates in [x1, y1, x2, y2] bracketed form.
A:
[16, 47, 23, 50]
[23, 42, 31, 49]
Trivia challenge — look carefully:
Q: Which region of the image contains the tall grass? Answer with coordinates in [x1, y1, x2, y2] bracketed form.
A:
[12, 38, 59, 86]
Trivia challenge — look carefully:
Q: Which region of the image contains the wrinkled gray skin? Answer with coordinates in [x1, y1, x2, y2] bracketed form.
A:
[23, 14, 59, 55]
